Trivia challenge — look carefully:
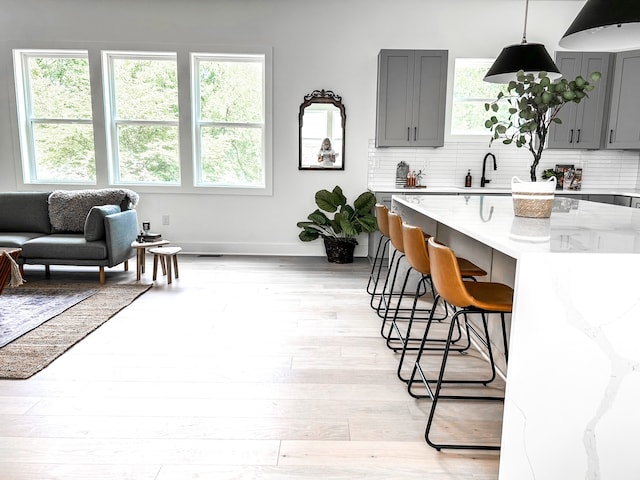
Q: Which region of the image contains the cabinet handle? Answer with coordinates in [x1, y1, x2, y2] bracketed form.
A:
[407, 127, 410, 141]
[569, 129, 574, 143]
[414, 127, 417, 141]
[609, 129, 614, 144]
[576, 129, 581, 144]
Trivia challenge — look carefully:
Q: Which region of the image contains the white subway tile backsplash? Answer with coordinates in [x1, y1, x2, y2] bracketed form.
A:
[368, 140, 640, 190]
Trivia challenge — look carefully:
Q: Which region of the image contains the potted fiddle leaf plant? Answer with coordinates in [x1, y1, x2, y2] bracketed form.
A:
[297, 185, 377, 264]
[485, 69, 601, 182]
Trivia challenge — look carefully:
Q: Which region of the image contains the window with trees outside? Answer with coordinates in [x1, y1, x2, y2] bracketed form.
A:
[13, 51, 96, 183]
[193, 54, 265, 188]
[12, 47, 270, 194]
[104, 52, 180, 185]
[451, 58, 510, 136]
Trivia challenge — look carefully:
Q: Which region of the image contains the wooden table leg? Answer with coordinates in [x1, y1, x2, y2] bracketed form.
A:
[166, 256, 173, 284]
[136, 248, 142, 281]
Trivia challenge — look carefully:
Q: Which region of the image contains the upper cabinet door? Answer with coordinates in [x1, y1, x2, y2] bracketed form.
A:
[412, 51, 448, 147]
[376, 49, 448, 147]
[547, 52, 612, 150]
[607, 50, 640, 149]
[376, 50, 414, 147]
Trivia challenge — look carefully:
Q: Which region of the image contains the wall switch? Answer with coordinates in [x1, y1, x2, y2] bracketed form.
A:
[162, 215, 170, 225]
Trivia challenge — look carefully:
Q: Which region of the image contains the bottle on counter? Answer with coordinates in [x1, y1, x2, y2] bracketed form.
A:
[465, 169, 472, 188]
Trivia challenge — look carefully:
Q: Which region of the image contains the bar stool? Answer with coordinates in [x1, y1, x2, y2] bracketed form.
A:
[148, 246, 182, 284]
[377, 211, 431, 337]
[390, 223, 487, 382]
[409, 237, 512, 451]
[367, 204, 391, 306]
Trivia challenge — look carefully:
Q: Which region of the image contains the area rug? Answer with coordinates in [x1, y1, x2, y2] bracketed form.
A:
[0, 287, 98, 348]
[0, 283, 151, 379]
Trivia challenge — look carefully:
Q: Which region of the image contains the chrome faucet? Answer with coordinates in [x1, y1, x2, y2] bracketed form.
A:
[481, 152, 497, 187]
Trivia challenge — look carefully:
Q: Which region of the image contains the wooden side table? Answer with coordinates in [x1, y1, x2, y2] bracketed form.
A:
[131, 239, 170, 281]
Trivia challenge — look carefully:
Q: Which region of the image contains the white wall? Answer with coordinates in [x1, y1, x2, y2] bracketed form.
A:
[0, 0, 589, 256]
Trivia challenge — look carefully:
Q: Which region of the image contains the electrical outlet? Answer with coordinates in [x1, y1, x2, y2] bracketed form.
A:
[162, 215, 170, 226]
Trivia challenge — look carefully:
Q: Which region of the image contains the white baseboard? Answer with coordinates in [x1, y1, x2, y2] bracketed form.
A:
[166, 241, 371, 258]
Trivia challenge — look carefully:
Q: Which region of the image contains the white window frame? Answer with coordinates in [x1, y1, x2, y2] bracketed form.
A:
[191, 52, 268, 191]
[103, 51, 180, 186]
[13, 49, 95, 185]
[10, 42, 273, 196]
[448, 57, 506, 142]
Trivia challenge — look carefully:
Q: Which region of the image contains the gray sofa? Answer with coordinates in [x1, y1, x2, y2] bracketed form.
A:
[0, 189, 139, 283]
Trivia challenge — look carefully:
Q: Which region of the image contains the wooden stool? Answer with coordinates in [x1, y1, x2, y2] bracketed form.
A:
[148, 246, 182, 284]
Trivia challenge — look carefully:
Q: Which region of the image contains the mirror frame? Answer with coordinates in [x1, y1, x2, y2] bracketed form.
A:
[298, 89, 346, 171]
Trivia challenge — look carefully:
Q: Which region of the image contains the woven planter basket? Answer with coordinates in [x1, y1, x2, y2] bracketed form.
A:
[511, 176, 556, 218]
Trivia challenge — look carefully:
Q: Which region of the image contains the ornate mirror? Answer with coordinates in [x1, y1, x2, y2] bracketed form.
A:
[299, 90, 346, 170]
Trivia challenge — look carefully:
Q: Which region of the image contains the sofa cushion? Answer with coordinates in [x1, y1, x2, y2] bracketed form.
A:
[0, 192, 51, 234]
[48, 189, 139, 233]
[21, 234, 108, 260]
[84, 205, 121, 241]
[0, 232, 47, 248]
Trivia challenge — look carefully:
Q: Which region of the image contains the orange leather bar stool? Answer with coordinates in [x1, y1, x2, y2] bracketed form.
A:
[409, 237, 512, 451]
[390, 223, 487, 382]
[377, 211, 431, 336]
[367, 204, 391, 306]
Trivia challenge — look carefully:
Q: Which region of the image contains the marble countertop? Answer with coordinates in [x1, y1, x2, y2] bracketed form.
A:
[393, 194, 640, 258]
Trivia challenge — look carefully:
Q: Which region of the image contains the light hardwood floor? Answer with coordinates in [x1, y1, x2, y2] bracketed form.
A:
[0, 255, 501, 479]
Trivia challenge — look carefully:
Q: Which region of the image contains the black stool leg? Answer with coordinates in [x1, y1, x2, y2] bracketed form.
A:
[367, 236, 389, 298]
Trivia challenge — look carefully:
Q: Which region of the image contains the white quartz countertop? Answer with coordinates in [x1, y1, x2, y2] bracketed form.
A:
[393, 194, 640, 258]
[373, 186, 640, 196]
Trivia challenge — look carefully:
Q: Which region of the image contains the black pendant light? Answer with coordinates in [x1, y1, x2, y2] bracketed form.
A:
[560, 0, 640, 51]
[484, 0, 561, 84]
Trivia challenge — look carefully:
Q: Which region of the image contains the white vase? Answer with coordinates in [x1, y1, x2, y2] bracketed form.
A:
[511, 176, 556, 218]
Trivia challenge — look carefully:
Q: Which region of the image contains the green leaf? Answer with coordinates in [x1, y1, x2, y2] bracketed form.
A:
[358, 216, 378, 233]
[315, 187, 345, 212]
[298, 229, 319, 242]
[491, 103, 499, 112]
[307, 209, 329, 225]
[353, 191, 376, 214]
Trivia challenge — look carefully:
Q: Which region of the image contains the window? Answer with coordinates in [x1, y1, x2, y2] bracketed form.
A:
[193, 54, 266, 188]
[451, 58, 510, 136]
[104, 52, 180, 185]
[13, 46, 271, 193]
[14, 50, 96, 183]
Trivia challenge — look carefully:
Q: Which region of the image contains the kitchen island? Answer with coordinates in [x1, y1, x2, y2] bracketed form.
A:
[392, 194, 640, 480]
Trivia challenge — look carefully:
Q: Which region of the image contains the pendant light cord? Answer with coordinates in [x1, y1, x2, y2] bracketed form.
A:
[522, 0, 529, 44]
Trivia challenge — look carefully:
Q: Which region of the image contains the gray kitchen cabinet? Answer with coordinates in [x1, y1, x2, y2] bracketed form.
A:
[614, 195, 632, 207]
[606, 50, 640, 149]
[586, 194, 615, 204]
[376, 49, 448, 147]
[548, 52, 612, 150]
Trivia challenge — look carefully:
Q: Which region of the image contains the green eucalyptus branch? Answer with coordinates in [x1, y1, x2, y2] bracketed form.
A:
[484, 70, 601, 181]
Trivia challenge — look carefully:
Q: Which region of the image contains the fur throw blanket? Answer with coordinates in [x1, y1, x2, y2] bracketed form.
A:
[48, 188, 139, 233]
